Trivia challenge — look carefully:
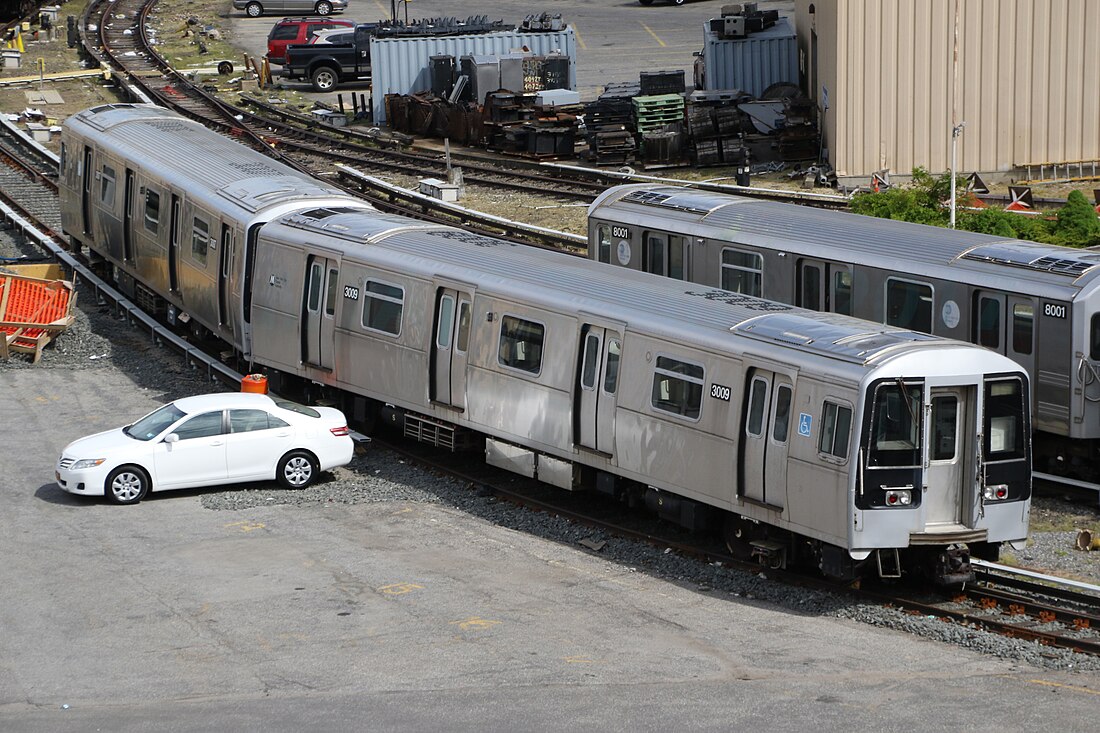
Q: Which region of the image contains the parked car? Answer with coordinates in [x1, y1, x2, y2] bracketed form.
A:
[309, 27, 354, 45]
[283, 22, 378, 91]
[236, 0, 347, 19]
[55, 393, 354, 505]
[266, 16, 355, 64]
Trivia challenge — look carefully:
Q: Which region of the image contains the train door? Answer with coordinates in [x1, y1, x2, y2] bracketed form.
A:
[643, 232, 688, 280]
[123, 169, 134, 262]
[923, 385, 974, 526]
[81, 146, 92, 235]
[302, 255, 338, 370]
[974, 291, 1035, 376]
[575, 322, 622, 455]
[798, 259, 852, 314]
[740, 367, 794, 507]
[431, 286, 473, 409]
[218, 223, 234, 335]
[168, 194, 180, 293]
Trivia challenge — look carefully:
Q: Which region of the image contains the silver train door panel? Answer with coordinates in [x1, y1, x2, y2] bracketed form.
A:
[431, 285, 474, 410]
[740, 364, 795, 508]
[576, 321, 623, 455]
[924, 384, 975, 527]
[302, 255, 338, 370]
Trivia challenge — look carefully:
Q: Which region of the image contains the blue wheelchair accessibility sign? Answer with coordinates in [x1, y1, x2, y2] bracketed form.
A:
[798, 413, 812, 437]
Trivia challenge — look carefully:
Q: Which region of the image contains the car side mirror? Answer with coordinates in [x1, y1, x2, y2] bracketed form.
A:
[164, 433, 179, 443]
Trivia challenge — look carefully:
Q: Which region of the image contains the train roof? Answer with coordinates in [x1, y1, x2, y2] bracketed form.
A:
[269, 208, 1019, 372]
[589, 184, 1100, 298]
[63, 104, 349, 213]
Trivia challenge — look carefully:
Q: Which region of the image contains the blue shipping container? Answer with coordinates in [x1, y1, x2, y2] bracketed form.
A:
[702, 16, 798, 98]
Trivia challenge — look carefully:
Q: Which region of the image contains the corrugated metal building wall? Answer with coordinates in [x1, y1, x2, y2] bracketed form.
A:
[370, 28, 577, 124]
[701, 16, 799, 98]
[794, 0, 1100, 180]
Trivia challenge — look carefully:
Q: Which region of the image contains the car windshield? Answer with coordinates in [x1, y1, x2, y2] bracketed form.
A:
[273, 398, 320, 418]
[125, 403, 187, 441]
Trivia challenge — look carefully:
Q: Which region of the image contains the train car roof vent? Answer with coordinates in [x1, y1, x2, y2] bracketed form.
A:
[962, 242, 1100, 276]
[621, 190, 717, 215]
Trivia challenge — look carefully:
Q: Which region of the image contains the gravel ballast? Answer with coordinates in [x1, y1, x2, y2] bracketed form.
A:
[3, 226, 1100, 674]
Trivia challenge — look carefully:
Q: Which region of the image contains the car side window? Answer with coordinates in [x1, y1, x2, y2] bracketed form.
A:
[230, 409, 273, 433]
[173, 411, 225, 440]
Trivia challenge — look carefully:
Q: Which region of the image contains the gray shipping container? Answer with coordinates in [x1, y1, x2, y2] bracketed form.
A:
[371, 28, 577, 123]
[701, 16, 797, 98]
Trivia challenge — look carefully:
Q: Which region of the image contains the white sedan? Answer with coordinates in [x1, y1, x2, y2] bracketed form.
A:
[56, 392, 354, 505]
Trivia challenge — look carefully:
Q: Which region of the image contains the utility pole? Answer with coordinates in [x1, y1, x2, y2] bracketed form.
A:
[949, 0, 962, 228]
[950, 122, 965, 229]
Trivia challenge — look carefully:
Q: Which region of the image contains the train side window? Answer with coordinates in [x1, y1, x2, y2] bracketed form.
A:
[1012, 304, 1033, 355]
[581, 333, 599, 389]
[59, 142, 66, 170]
[361, 280, 404, 336]
[800, 263, 822, 311]
[978, 296, 1000, 348]
[307, 262, 323, 313]
[603, 339, 621, 394]
[1091, 314, 1100, 360]
[818, 401, 852, 460]
[596, 225, 612, 263]
[746, 377, 767, 435]
[325, 267, 338, 317]
[456, 299, 471, 352]
[143, 189, 160, 233]
[100, 165, 116, 206]
[832, 269, 852, 315]
[437, 294, 455, 348]
[885, 278, 932, 334]
[720, 249, 762, 296]
[191, 217, 209, 267]
[498, 316, 544, 375]
[772, 385, 792, 442]
[650, 355, 704, 420]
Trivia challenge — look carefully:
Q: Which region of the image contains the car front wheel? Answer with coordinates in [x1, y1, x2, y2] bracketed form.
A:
[278, 450, 317, 489]
[310, 67, 338, 92]
[105, 465, 150, 505]
[315, 1, 332, 15]
[245, 2, 263, 17]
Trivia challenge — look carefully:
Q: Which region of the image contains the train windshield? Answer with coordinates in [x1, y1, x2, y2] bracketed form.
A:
[868, 381, 923, 468]
[984, 378, 1026, 461]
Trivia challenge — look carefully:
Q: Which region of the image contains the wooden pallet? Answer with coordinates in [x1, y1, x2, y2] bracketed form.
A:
[0, 271, 77, 363]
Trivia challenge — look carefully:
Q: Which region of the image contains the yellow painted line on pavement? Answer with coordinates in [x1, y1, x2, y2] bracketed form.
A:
[640, 22, 667, 47]
[573, 25, 587, 51]
[1029, 679, 1100, 696]
[372, 0, 389, 16]
[450, 616, 501, 631]
[379, 582, 423, 595]
[225, 520, 265, 532]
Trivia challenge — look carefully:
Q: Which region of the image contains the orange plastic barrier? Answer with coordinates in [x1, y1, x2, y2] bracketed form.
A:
[0, 272, 76, 362]
[241, 373, 269, 394]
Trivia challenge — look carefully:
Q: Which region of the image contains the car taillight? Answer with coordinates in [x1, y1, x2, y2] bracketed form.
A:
[330, 426, 349, 437]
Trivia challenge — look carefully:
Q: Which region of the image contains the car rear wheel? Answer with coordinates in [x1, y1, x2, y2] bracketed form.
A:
[105, 466, 149, 505]
[278, 450, 317, 489]
[310, 66, 338, 92]
[315, 1, 333, 15]
[245, 2, 263, 17]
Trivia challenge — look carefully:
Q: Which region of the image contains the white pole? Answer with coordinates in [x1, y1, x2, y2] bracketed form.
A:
[950, 0, 961, 229]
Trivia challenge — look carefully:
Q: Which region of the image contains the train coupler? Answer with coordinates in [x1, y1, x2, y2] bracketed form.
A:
[929, 544, 974, 586]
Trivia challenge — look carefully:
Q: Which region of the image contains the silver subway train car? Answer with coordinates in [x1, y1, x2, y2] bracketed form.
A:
[588, 183, 1100, 482]
[60, 106, 1032, 584]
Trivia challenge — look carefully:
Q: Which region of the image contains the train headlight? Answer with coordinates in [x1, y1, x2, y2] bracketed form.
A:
[884, 489, 912, 507]
[982, 484, 1009, 501]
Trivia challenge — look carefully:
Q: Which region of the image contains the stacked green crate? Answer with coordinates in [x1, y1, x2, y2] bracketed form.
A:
[632, 94, 685, 133]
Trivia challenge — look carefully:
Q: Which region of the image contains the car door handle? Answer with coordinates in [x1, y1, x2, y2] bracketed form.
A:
[209, 440, 224, 446]
[276, 432, 290, 437]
